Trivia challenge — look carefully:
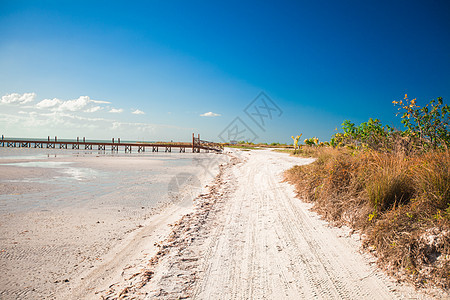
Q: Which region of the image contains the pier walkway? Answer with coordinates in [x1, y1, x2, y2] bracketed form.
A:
[0, 133, 223, 153]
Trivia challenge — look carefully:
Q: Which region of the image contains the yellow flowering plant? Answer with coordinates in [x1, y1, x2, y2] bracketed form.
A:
[291, 134, 302, 153]
[304, 137, 319, 146]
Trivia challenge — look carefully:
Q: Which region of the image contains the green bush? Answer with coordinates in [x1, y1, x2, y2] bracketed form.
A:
[394, 95, 449, 150]
[329, 96, 448, 153]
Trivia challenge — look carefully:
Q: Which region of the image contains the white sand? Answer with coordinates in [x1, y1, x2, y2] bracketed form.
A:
[0, 150, 226, 299]
[99, 149, 443, 299]
[1, 149, 443, 299]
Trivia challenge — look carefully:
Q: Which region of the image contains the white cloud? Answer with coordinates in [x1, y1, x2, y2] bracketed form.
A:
[200, 111, 221, 117]
[36, 98, 63, 109]
[85, 106, 102, 113]
[91, 99, 111, 104]
[109, 108, 124, 113]
[57, 96, 90, 112]
[1, 92, 36, 104]
[0, 92, 196, 140]
[112, 121, 121, 129]
[3, 93, 114, 114]
[0, 109, 192, 141]
[34, 95, 110, 113]
[132, 109, 145, 115]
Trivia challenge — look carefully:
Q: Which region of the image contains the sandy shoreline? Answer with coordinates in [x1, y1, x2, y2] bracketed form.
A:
[99, 149, 443, 299]
[1, 148, 445, 299]
[0, 149, 226, 299]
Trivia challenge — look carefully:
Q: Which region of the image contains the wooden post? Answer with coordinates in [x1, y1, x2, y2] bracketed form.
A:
[55, 136, 57, 142]
[118, 138, 120, 143]
[48, 136, 50, 142]
[83, 137, 85, 143]
[192, 133, 195, 153]
[77, 137, 79, 142]
[112, 138, 114, 143]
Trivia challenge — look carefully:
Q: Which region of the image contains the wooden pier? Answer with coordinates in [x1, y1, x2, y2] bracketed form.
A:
[0, 133, 223, 153]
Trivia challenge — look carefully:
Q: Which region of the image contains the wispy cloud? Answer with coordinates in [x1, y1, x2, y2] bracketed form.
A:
[91, 99, 111, 104]
[1, 92, 36, 105]
[132, 109, 145, 115]
[109, 108, 124, 113]
[200, 111, 221, 117]
[0, 111, 189, 136]
[0, 92, 193, 140]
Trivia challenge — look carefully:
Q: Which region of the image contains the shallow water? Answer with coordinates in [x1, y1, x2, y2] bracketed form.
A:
[0, 147, 222, 213]
[0, 145, 227, 299]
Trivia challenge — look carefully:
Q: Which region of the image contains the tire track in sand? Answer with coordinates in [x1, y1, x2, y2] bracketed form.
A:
[109, 149, 435, 299]
[191, 150, 430, 299]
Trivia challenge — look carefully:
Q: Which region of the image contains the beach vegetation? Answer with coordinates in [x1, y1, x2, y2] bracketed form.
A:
[226, 141, 291, 149]
[291, 134, 302, 154]
[285, 96, 450, 289]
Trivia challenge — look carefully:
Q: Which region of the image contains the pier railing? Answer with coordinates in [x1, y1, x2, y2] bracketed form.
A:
[192, 133, 224, 153]
[0, 134, 223, 153]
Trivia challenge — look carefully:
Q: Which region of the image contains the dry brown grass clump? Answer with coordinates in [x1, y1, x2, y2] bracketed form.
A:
[285, 147, 450, 289]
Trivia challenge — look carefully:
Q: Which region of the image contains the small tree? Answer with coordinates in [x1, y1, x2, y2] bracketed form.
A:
[331, 119, 393, 150]
[393, 95, 449, 149]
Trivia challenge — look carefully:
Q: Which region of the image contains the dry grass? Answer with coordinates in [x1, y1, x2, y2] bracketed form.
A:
[285, 147, 450, 289]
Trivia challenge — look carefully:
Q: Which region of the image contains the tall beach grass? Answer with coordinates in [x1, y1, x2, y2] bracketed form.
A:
[285, 147, 450, 288]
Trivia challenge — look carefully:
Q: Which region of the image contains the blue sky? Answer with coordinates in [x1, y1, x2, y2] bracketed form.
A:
[1, 0, 449, 143]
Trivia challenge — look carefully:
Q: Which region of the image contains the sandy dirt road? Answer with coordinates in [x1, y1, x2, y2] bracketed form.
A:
[103, 149, 436, 299]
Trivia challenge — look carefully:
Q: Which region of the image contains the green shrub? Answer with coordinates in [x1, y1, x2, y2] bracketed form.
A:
[394, 95, 450, 149]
